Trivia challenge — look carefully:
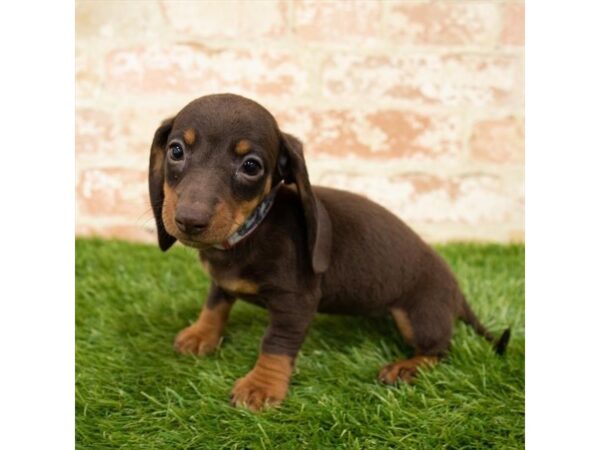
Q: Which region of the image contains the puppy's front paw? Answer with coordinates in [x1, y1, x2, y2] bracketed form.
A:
[230, 354, 293, 411]
[173, 324, 220, 356]
[230, 371, 288, 412]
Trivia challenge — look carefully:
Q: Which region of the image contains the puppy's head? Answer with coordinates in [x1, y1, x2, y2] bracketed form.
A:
[149, 93, 331, 273]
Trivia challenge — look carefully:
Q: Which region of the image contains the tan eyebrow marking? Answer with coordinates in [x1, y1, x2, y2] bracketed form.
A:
[234, 139, 252, 155]
[183, 129, 196, 146]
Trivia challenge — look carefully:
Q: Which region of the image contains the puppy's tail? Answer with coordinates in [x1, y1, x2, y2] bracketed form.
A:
[459, 300, 511, 356]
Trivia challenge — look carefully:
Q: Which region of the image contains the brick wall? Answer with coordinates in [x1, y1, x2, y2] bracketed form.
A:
[75, 0, 524, 244]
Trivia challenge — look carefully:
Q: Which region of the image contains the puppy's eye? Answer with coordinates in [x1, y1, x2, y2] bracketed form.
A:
[241, 158, 262, 176]
[169, 144, 184, 161]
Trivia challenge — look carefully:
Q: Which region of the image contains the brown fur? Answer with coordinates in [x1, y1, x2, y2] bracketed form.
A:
[219, 279, 259, 296]
[148, 93, 510, 411]
[202, 259, 260, 296]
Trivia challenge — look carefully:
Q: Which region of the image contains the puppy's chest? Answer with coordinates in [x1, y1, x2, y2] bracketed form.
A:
[200, 256, 260, 298]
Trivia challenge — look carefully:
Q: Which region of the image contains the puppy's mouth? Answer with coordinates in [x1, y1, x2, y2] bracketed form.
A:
[163, 213, 243, 250]
[163, 194, 258, 250]
[170, 224, 235, 249]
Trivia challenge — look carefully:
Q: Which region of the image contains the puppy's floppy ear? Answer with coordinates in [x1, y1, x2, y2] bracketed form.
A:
[279, 132, 332, 274]
[149, 117, 176, 251]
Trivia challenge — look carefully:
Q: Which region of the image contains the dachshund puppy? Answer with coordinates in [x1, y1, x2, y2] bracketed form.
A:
[149, 93, 510, 411]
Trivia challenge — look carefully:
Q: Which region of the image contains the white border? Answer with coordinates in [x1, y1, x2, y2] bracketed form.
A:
[527, 1, 600, 448]
[0, 2, 74, 448]
[3, 1, 600, 447]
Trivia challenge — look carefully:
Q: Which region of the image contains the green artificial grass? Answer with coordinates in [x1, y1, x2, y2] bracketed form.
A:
[76, 238, 524, 449]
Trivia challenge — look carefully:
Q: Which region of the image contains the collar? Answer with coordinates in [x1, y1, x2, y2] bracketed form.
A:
[213, 180, 283, 250]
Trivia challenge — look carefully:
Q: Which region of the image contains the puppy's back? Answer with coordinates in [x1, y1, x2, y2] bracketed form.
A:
[314, 186, 450, 314]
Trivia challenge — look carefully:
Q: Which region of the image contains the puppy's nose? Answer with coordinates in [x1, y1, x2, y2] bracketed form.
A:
[175, 208, 210, 235]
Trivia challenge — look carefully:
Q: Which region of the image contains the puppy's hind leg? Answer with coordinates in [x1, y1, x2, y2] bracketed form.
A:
[378, 298, 452, 384]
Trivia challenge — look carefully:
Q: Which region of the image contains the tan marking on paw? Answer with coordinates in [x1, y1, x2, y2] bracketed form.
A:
[174, 301, 232, 355]
[378, 356, 438, 384]
[230, 354, 293, 411]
